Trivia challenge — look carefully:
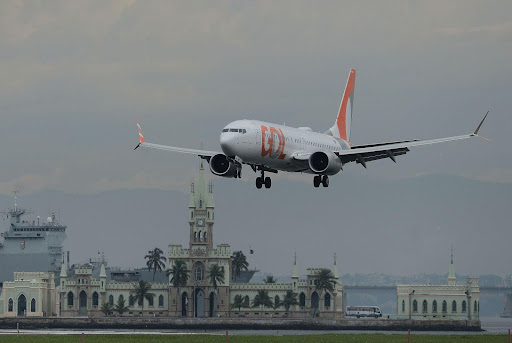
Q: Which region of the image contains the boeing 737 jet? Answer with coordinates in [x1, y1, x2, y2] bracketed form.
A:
[135, 69, 488, 189]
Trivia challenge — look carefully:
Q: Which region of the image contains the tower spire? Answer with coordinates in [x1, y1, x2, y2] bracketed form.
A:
[292, 252, 298, 279]
[448, 246, 456, 286]
[333, 252, 339, 279]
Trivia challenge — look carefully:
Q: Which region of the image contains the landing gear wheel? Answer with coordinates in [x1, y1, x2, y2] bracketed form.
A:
[264, 177, 272, 189]
[322, 175, 329, 188]
[256, 177, 263, 189]
[237, 169, 242, 178]
[313, 175, 321, 188]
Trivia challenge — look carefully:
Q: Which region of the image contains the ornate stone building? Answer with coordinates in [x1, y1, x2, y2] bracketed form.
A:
[397, 252, 480, 320]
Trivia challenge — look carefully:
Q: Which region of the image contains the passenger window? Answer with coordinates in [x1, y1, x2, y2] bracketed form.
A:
[229, 129, 238, 132]
[222, 129, 229, 132]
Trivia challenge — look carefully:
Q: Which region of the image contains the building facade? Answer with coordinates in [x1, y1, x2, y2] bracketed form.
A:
[0, 272, 57, 317]
[397, 253, 480, 320]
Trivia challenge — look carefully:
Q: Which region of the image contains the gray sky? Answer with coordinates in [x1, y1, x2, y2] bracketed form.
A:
[0, 1, 511, 276]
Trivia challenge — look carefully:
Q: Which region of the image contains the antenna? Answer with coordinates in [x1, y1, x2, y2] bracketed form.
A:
[13, 190, 18, 211]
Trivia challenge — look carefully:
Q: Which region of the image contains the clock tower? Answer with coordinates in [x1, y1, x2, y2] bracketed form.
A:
[189, 162, 215, 251]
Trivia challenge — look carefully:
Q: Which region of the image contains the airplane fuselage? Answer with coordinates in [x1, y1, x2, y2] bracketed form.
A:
[220, 120, 350, 173]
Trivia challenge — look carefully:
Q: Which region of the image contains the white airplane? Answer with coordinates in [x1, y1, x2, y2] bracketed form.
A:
[135, 69, 489, 189]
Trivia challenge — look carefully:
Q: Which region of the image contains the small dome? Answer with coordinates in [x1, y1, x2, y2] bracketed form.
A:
[47, 216, 53, 223]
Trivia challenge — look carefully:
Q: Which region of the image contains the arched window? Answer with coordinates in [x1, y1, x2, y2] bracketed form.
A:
[422, 300, 428, 313]
[31, 298, 36, 312]
[8, 298, 13, 312]
[324, 293, 331, 307]
[119, 295, 124, 303]
[474, 301, 477, 314]
[432, 300, 438, 312]
[204, 232, 208, 241]
[109, 295, 114, 305]
[413, 300, 418, 312]
[159, 295, 164, 307]
[275, 295, 280, 308]
[452, 300, 457, 312]
[243, 296, 250, 307]
[299, 293, 306, 307]
[402, 300, 405, 312]
[67, 292, 74, 306]
[442, 300, 447, 313]
[193, 262, 205, 281]
[194, 232, 197, 242]
[198, 231, 202, 242]
[129, 295, 134, 307]
[199, 200, 202, 208]
[138, 297, 143, 306]
[92, 292, 99, 306]
[148, 295, 154, 307]
[462, 300, 467, 312]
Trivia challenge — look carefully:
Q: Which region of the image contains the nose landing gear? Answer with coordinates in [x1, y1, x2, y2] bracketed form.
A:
[314, 175, 329, 188]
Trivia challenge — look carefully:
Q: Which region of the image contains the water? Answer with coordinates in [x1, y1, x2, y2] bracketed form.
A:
[0, 317, 511, 336]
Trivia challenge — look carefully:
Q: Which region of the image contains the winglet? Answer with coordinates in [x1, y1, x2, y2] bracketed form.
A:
[473, 111, 489, 136]
[137, 121, 145, 143]
[134, 121, 145, 150]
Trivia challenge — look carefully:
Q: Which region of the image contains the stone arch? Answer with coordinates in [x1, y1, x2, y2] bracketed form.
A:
[324, 293, 331, 308]
[92, 292, 99, 306]
[195, 288, 205, 317]
[193, 261, 205, 281]
[299, 293, 306, 307]
[67, 292, 74, 307]
[181, 292, 188, 316]
[311, 292, 319, 309]
[209, 292, 216, 317]
[31, 298, 36, 313]
[17, 294, 27, 316]
[79, 290, 87, 315]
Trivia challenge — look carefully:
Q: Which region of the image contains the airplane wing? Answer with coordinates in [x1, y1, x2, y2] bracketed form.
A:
[335, 112, 489, 168]
[134, 121, 220, 160]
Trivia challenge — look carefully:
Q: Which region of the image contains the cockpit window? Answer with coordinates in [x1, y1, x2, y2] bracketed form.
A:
[241, 129, 246, 134]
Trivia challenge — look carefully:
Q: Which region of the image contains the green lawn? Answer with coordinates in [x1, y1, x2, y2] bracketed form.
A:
[0, 334, 508, 343]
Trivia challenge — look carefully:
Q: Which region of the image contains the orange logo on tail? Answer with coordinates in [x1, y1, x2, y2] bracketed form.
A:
[261, 125, 286, 159]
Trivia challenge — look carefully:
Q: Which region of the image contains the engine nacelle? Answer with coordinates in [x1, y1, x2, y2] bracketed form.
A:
[209, 154, 237, 178]
[309, 151, 342, 175]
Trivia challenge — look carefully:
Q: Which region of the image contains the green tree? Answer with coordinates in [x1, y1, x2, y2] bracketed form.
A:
[251, 289, 273, 311]
[114, 297, 130, 317]
[131, 280, 154, 316]
[280, 290, 299, 311]
[231, 250, 249, 280]
[145, 247, 167, 281]
[167, 260, 190, 314]
[207, 264, 225, 290]
[264, 275, 277, 283]
[315, 268, 337, 298]
[100, 302, 114, 317]
[231, 294, 245, 312]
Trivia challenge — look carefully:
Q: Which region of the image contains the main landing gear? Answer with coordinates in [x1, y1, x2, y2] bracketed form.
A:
[256, 171, 271, 189]
[313, 175, 329, 188]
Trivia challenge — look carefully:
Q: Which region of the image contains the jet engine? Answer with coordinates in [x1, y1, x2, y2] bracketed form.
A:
[209, 154, 237, 178]
[309, 151, 342, 175]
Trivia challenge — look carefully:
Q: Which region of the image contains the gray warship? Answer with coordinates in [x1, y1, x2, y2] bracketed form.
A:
[0, 195, 66, 283]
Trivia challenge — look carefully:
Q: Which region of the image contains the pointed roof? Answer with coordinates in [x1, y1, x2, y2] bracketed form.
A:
[100, 260, 107, 278]
[190, 162, 214, 209]
[333, 253, 339, 279]
[292, 252, 299, 278]
[448, 247, 456, 286]
[60, 257, 67, 278]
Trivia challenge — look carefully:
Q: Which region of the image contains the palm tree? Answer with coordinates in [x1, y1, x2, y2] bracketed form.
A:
[251, 289, 273, 312]
[114, 297, 130, 317]
[264, 275, 277, 283]
[315, 268, 337, 302]
[145, 247, 167, 281]
[100, 302, 114, 316]
[231, 251, 249, 280]
[167, 260, 190, 314]
[281, 290, 299, 311]
[131, 280, 154, 316]
[231, 294, 245, 312]
[207, 264, 225, 291]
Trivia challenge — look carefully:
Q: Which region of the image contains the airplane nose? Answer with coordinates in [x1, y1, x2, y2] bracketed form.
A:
[220, 133, 236, 156]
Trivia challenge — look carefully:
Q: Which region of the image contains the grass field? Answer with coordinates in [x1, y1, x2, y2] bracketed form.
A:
[0, 334, 509, 343]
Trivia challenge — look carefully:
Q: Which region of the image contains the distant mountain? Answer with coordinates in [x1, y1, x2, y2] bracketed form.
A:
[0, 174, 510, 277]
